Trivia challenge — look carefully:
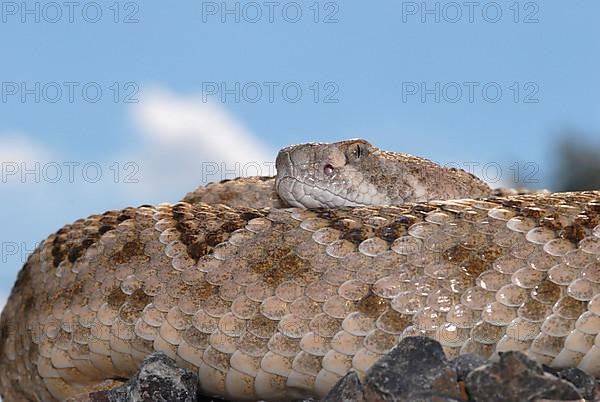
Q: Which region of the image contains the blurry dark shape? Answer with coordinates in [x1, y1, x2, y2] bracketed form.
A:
[553, 134, 600, 191]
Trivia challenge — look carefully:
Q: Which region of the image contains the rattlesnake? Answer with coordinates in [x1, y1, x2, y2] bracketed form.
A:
[1, 139, 599, 401]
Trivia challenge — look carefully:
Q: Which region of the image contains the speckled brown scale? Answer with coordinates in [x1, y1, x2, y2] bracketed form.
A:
[183, 177, 283, 209]
[2, 142, 600, 402]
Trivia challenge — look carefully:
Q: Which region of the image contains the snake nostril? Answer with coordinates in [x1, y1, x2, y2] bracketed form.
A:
[323, 164, 334, 176]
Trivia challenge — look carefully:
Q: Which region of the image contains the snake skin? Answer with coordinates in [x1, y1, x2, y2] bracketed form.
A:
[182, 176, 283, 209]
[1, 188, 600, 401]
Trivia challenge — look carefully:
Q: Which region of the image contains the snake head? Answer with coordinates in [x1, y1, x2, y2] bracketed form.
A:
[275, 139, 392, 208]
[275, 138, 494, 209]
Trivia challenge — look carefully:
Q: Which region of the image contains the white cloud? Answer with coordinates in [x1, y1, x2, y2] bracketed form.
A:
[0, 133, 132, 208]
[0, 134, 52, 166]
[123, 86, 275, 201]
[132, 87, 271, 164]
[0, 134, 61, 198]
[1, 87, 274, 205]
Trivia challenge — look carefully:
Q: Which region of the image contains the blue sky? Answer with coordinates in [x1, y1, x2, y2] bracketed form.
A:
[0, 0, 599, 306]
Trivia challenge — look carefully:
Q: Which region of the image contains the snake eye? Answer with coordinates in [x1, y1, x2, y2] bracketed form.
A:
[323, 164, 334, 176]
[347, 142, 368, 163]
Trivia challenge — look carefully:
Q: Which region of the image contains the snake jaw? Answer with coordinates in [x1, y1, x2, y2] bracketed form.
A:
[276, 176, 371, 208]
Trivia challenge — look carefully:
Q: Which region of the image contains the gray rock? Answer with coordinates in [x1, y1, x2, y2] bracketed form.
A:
[70, 352, 201, 402]
[67, 342, 600, 402]
[465, 351, 583, 402]
[114, 352, 200, 402]
[450, 354, 487, 382]
[555, 367, 597, 401]
[322, 371, 364, 402]
[69, 352, 202, 402]
[363, 336, 465, 402]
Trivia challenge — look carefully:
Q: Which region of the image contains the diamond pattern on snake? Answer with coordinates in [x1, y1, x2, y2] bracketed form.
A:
[1, 139, 599, 401]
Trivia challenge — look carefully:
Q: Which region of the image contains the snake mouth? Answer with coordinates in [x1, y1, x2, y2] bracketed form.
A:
[275, 146, 383, 208]
[275, 175, 367, 208]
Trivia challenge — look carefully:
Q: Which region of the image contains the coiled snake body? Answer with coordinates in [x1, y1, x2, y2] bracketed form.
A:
[1, 140, 600, 401]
